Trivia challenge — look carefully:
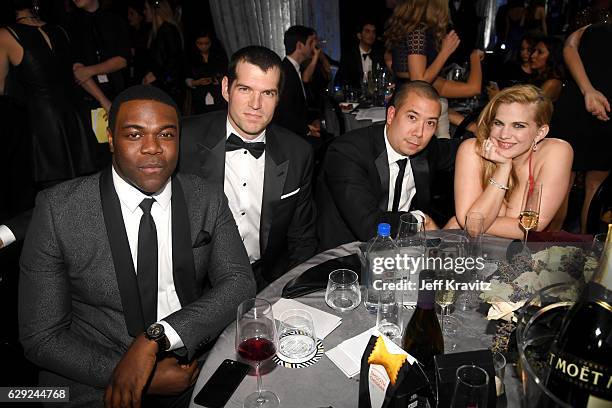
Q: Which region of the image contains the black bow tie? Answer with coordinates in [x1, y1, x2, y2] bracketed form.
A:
[225, 133, 265, 159]
[362, 53, 370, 61]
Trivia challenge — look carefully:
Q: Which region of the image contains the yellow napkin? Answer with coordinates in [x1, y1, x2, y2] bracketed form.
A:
[367, 336, 407, 385]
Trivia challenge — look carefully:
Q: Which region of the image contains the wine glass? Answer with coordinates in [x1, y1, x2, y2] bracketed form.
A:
[236, 298, 279, 408]
[450, 365, 489, 408]
[519, 183, 542, 247]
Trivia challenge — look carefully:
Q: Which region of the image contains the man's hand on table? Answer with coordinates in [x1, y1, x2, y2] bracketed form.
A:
[148, 356, 200, 395]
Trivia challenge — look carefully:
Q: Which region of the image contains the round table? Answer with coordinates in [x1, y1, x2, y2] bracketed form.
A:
[189, 233, 522, 408]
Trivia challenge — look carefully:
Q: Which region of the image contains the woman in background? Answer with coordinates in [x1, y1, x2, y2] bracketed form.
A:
[0, 0, 98, 188]
[384, 0, 482, 138]
[549, 23, 612, 233]
[451, 85, 573, 238]
[185, 31, 227, 114]
[142, 0, 183, 105]
[529, 36, 564, 102]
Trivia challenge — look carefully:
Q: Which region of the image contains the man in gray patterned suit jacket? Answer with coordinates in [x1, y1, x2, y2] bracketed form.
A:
[18, 85, 256, 407]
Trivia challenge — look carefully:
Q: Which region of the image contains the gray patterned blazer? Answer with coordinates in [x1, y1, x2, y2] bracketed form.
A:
[18, 168, 255, 406]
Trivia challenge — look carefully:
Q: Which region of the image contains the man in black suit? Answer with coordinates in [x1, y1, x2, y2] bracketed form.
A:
[316, 81, 458, 251]
[179, 46, 317, 290]
[19, 85, 255, 407]
[273, 25, 317, 138]
[335, 21, 385, 89]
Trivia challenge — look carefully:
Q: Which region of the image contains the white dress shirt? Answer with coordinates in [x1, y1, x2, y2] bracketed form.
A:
[359, 45, 373, 82]
[384, 126, 416, 212]
[286, 55, 306, 99]
[0, 224, 16, 248]
[224, 120, 266, 263]
[112, 167, 183, 350]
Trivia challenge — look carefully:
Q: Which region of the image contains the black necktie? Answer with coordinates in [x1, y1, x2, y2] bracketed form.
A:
[225, 133, 265, 159]
[362, 53, 370, 61]
[137, 198, 158, 328]
[392, 159, 408, 212]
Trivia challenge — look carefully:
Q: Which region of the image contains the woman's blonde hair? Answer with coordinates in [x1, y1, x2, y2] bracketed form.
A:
[146, 0, 182, 46]
[475, 84, 552, 199]
[384, 0, 449, 50]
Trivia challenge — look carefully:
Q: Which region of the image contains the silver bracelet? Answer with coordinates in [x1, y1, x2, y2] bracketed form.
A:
[488, 177, 509, 190]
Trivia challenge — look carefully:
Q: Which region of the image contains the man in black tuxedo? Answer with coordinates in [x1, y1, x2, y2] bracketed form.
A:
[335, 21, 385, 89]
[179, 46, 317, 289]
[18, 85, 255, 407]
[316, 81, 458, 251]
[273, 25, 317, 138]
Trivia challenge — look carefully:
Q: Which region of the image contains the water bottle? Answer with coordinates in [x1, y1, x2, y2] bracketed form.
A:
[364, 223, 399, 313]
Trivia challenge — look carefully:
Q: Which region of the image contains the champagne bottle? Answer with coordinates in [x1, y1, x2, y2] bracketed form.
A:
[545, 225, 612, 407]
[402, 269, 444, 367]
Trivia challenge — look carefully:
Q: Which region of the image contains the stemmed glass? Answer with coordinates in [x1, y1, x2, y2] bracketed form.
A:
[435, 241, 461, 335]
[519, 183, 542, 246]
[450, 365, 489, 408]
[236, 298, 279, 408]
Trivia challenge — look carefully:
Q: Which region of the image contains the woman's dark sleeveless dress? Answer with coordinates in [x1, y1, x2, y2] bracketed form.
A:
[7, 23, 97, 183]
[549, 23, 612, 171]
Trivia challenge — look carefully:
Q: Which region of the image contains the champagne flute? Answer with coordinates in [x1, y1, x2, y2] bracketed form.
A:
[519, 183, 542, 246]
[435, 242, 460, 335]
[236, 298, 279, 408]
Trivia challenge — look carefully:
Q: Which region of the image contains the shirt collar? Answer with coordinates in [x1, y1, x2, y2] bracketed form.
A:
[359, 45, 371, 56]
[286, 56, 301, 75]
[226, 117, 266, 143]
[112, 165, 172, 213]
[384, 125, 408, 165]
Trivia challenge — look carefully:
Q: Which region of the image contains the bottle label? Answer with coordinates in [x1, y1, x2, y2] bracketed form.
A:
[547, 350, 612, 400]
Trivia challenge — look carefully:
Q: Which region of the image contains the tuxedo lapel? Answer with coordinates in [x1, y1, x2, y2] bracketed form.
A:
[99, 167, 144, 337]
[374, 127, 390, 211]
[196, 116, 226, 184]
[260, 129, 288, 255]
[171, 177, 198, 306]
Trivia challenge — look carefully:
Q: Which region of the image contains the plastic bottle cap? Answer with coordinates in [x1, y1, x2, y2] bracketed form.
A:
[377, 223, 391, 237]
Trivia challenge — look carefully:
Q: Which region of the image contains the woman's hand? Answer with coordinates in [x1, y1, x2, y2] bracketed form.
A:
[470, 49, 484, 63]
[584, 88, 610, 121]
[440, 30, 460, 58]
[480, 138, 512, 166]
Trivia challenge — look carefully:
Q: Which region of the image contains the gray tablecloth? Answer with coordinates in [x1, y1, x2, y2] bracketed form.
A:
[189, 233, 522, 408]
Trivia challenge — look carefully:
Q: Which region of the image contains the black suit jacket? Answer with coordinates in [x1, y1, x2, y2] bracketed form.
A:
[316, 123, 458, 251]
[273, 57, 309, 137]
[179, 110, 318, 283]
[335, 45, 385, 89]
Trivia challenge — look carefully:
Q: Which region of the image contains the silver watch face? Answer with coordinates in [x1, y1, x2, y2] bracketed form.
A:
[147, 323, 164, 339]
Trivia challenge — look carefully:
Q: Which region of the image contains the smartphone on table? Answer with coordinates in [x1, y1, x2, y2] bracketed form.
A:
[193, 359, 251, 408]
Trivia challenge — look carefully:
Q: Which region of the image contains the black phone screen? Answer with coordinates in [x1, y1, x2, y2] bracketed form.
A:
[193, 359, 251, 408]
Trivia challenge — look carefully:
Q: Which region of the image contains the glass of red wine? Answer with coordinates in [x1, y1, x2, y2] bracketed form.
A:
[236, 298, 279, 408]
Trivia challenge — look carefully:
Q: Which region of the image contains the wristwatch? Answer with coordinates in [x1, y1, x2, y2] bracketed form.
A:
[145, 323, 170, 352]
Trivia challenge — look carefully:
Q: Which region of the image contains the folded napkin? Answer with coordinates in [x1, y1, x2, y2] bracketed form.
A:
[272, 298, 342, 340]
[326, 328, 416, 378]
[282, 254, 361, 299]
